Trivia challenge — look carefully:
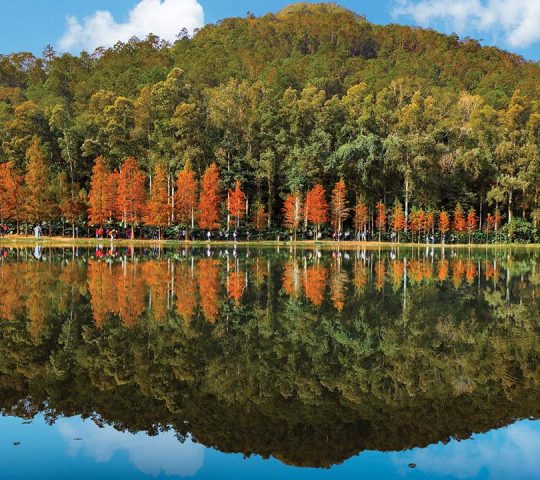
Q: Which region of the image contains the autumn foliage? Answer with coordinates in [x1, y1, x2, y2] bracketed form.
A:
[305, 184, 328, 236]
[175, 161, 198, 232]
[116, 157, 146, 237]
[198, 163, 221, 230]
[228, 180, 246, 229]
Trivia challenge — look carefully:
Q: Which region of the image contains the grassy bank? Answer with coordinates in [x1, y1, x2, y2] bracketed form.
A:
[1, 235, 539, 249]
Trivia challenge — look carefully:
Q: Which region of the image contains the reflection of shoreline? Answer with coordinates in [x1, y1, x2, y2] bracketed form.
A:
[1, 237, 540, 249]
[58, 419, 204, 477]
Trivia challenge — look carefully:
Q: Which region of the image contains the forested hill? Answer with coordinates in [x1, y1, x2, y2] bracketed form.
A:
[0, 2, 539, 235]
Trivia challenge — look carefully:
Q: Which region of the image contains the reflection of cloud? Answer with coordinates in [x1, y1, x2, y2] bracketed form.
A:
[57, 419, 204, 477]
[390, 421, 540, 479]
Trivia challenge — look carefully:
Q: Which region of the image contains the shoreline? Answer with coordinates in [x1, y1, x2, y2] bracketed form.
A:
[0, 236, 539, 249]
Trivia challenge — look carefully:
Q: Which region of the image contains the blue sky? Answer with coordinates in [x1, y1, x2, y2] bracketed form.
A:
[1, 0, 539, 60]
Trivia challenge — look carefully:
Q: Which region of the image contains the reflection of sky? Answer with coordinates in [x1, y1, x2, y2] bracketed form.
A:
[1, 416, 539, 479]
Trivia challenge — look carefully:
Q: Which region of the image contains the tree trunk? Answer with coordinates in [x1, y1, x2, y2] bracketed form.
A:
[404, 176, 409, 233]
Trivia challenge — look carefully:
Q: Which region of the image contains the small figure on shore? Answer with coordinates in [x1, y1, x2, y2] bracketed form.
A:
[33, 224, 42, 239]
[207, 230, 212, 242]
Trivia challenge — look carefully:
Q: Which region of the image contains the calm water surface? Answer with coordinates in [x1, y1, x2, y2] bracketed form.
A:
[0, 244, 539, 479]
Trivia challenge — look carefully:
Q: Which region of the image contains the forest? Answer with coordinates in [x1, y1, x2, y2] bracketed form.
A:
[0, 247, 538, 467]
[0, 3, 539, 242]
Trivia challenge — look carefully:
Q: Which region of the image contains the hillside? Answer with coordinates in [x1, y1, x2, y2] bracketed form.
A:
[0, 2, 539, 236]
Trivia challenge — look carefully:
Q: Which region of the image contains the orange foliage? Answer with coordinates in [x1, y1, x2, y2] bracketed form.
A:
[88, 156, 115, 226]
[282, 261, 302, 297]
[304, 265, 328, 306]
[374, 260, 385, 291]
[331, 180, 349, 235]
[353, 202, 369, 236]
[305, 184, 328, 233]
[228, 180, 246, 228]
[330, 262, 347, 311]
[198, 258, 220, 322]
[0, 162, 23, 223]
[175, 162, 198, 230]
[116, 157, 146, 236]
[252, 203, 268, 231]
[453, 203, 466, 233]
[375, 202, 386, 239]
[227, 269, 245, 306]
[175, 261, 198, 326]
[437, 260, 449, 282]
[145, 164, 170, 231]
[282, 193, 302, 237]
[198, 163, 221, 230]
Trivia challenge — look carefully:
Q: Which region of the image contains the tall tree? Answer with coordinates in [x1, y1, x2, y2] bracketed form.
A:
[0, 162, 23, 231]
[88, 156, 115, 227]
[375, 202, 386, 242]
[198, 163, 221, 231]
[282, 192, 302, 241]
[353, 202, 369, 239]
[439, 211, 450, 244]
[331, 180, 349, 240]
[145, 163, 170, 239]
[453, 203, 467, 236]
[305, 184, 328, 238]
[116, 157, 146, 238]
[466, 207, 478, 244]
[23, 138, 53, 231]
[391, 200, 406, 242]
[175, 161, 198, 236]
[228, 180, 246, 229]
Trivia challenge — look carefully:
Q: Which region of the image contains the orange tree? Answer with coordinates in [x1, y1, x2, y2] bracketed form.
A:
[306, 184, 328, 238]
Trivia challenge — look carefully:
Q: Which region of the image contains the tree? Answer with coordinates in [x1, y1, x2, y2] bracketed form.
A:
[145, 164, 170, 239]
[228, 180, 246, 229]
[57, 172, 87, 237]
[391, 200, 406, 242]
[175, 161, 198, 237]
[375, 202, 386, 242]
[305, 184, 328, 238]
[23, 138, 53, 231]
[466, 207, 478, 244]
[439, 211, 450, 244]
[453, 203, 467, 236]
[353, 202, 369, 239]
[116, 157, 146, 238]
[0, 162, 23, 231]
[198, 163, 221, 231]
[282, 193, 302, 241]
[331, 180, 349, 240]
[88, 156, 115, 227]
[251, 202, 268, 231]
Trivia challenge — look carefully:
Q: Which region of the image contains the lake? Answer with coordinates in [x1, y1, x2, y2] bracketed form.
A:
[0, 243, 538, 479]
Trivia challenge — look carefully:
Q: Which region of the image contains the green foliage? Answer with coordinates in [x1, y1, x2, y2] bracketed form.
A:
[0, 4, 539, 232]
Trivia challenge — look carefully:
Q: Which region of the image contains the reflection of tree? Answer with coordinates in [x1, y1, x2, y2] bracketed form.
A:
[330, 260, 347, 312]
[304, 265, 327, 306]
[0, 248, 537, 469]
[282, 260, 302, 297]
[198, 258, 220, 323]
[175, 261, 197, 327]
[227, 270, 245, 306]
[116, 262, 146, 328]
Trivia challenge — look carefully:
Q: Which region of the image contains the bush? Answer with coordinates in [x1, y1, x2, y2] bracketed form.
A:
[501, 218, 539, 244]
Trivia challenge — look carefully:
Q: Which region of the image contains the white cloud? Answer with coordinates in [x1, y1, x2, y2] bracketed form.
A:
[58, 418, 205, 477]
[59, 0, 204, 52]
[393, 0, 540, 48]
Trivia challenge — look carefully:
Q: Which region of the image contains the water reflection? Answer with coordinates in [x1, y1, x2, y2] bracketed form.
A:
[0, 245, 538, 471]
